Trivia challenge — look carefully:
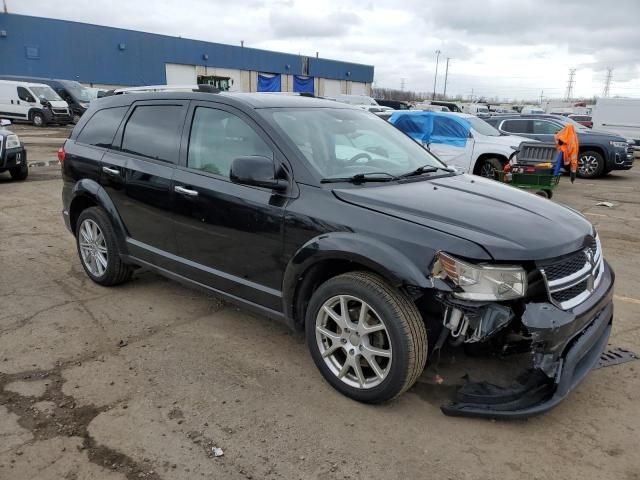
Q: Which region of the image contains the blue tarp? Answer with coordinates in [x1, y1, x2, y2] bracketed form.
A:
[389, 111, 471, 148]
[293, 75, 314, 93]
[257, 73, 281, 92]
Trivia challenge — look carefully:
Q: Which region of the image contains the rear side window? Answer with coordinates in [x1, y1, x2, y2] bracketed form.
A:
[76, 107, 128, 148]
[121, 105, 184, 163]
[501, 120, 531, 134]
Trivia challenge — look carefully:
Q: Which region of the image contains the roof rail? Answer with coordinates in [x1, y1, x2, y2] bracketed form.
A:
[111, 84, 220, 95]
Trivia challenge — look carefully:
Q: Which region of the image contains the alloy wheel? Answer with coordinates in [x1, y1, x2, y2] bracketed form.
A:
[578, 155, 598, 176]
[315, 295, 392, 389]
[480, 162, 496, 178]
[78, 219, 108, 277]
[33, 114, 43, 127]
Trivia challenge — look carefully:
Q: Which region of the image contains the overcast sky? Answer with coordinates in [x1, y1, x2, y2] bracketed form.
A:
[8, 0, 640, 100]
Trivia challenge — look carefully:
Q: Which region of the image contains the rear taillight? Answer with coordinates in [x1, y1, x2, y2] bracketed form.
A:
[58, 146, 65, 166]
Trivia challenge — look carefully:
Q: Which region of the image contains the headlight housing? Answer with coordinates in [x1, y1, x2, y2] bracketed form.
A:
[610, 141, 628, 148]
[434, 252, 527, 301]
[5, 134, 20, 149]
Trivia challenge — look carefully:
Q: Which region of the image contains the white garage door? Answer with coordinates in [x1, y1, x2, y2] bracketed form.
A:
[322, 79, 342, 97]
[350, 82, 367, 95]
[165, 64, 197, 85]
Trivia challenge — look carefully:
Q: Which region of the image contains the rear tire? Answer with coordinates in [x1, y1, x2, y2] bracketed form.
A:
[9, 163, 28, 181]
[535, 190, 550, 199]
[577, 151, 604, 178]
[476, 157, 503, 179]
[305, 271, 427, 403]
[76, 207, 132, 286]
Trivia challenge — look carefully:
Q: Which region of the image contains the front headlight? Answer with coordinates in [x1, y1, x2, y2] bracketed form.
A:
[610, 141, 628, 148]
[5, 134, 20, 149]
[434, 252, 527, 301]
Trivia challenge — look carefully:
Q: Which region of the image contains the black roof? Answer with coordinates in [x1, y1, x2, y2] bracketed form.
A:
[95, 91, 355, 110]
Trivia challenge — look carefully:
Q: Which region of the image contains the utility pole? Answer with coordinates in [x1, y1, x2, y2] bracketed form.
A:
[539, 89, 544, 106]
[443, 58, 451, 99]
[400, 78, 406, 91]
[565, 68, 576, 101]
[602, 68, 613, 97]
[432, 50, 441, 100]
[3, 0, 8, 13]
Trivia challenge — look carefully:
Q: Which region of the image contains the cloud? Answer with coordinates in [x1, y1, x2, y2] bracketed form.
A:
[269, 10, 361, 38]
[7, 0, 640, 99]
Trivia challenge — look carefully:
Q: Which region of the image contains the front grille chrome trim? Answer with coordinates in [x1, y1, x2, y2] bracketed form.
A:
[540, 236, 603, 310]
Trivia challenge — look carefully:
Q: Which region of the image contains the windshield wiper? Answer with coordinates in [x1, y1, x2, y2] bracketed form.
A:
[321, 172, 399, 184]
[397, 165, 454, 179]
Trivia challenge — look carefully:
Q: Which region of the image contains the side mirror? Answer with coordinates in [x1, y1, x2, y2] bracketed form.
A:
[230, 156, 288, 192]
[0, 119, 11, 127]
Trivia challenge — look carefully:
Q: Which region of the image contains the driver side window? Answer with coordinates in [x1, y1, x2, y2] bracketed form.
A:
[17, 87, 35, 103]
[187, 107, 273, 178]
[532, 120, 562, 135]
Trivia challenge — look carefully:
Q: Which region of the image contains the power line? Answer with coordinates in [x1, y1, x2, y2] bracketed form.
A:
[602, 68, 613, 97]
[565, 68, 576, 100]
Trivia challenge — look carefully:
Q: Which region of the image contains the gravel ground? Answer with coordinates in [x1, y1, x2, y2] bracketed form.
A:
[1, 128, 640, 479]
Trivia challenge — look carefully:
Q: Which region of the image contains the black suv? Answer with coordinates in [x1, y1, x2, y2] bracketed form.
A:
[0, 119, 28, 180]
[61, 91, 614, 418]
[486, 114, 634, 178]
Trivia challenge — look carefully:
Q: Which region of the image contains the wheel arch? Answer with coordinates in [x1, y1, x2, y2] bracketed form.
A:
[282, 233, 431, 329]
[472, 153, 508, 174]
[68, 179, 129, 254]
[27, 108, 45, 120]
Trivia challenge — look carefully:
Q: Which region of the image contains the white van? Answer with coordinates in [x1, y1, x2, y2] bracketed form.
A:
[592, 98, 640, 144]
[0, 80, 71, 126]
[461, 103, 490, 117]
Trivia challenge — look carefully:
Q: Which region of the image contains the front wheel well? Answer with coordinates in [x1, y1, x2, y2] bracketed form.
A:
[472, 153, 508, 175]
[291, 259, 380, 329]
[579, 146, 605, 159]
[69, 194, 99, 235]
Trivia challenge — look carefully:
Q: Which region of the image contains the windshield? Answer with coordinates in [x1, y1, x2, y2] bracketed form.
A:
[62, 81, 93, 102]
[466, 116, 501, 136]
[30, 86, 62, 101]
[267, 108, 446, 179]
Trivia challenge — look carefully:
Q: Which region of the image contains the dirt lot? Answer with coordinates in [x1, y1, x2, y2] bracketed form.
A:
[1, 128, 640, 479]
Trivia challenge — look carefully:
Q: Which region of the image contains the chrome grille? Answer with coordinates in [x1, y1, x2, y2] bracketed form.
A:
[540, 236, 603, 310]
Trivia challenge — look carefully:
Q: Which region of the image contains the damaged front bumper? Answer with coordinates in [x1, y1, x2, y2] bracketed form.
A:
[441, 261, 614, 419]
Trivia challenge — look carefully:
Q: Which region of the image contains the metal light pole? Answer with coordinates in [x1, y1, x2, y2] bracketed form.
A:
[443, 57, 451, 98]
[432, 50, 441, 100]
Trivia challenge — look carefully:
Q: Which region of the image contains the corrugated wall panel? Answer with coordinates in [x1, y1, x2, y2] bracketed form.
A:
[0, 14, 374, 85]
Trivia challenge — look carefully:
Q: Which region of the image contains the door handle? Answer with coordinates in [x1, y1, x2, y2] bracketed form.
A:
[174, 185, 199, 197]
[102, 166, 120, 176]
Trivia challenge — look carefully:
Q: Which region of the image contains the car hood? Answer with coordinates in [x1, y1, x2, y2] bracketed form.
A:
[578, 130, 626, 142]
[333, 174, 593, 261]
[49, 100, 68, 109]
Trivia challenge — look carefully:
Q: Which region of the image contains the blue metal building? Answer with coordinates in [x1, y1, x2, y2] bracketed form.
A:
[0, 13, 374, 96]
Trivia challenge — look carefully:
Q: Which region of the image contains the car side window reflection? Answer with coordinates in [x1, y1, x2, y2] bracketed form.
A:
[187, 107, 274, 177]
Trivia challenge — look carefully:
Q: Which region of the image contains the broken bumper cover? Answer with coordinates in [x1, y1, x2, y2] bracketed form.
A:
[441, 261, 614, 419]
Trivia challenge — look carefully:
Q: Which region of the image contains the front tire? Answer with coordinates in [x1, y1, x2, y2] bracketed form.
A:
[476, 157, 503, 179]
[578, 151, 604, 178]
[31, 111, 45, 127]
[9, 163, 28, 181]
[305, 271, 427, 403]
[76, 207, 132, 286]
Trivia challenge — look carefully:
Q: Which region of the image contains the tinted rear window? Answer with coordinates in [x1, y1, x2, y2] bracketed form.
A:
[76, 107, 128, 148]
[121, 105, 184, 163]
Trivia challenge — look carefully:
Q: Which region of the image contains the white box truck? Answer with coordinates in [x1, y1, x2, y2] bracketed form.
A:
[592, 98, 640, 145]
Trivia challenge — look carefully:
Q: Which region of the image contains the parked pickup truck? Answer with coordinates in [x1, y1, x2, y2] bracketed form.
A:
[61, 90, 614, 418]
[388, 111, 533, 178]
